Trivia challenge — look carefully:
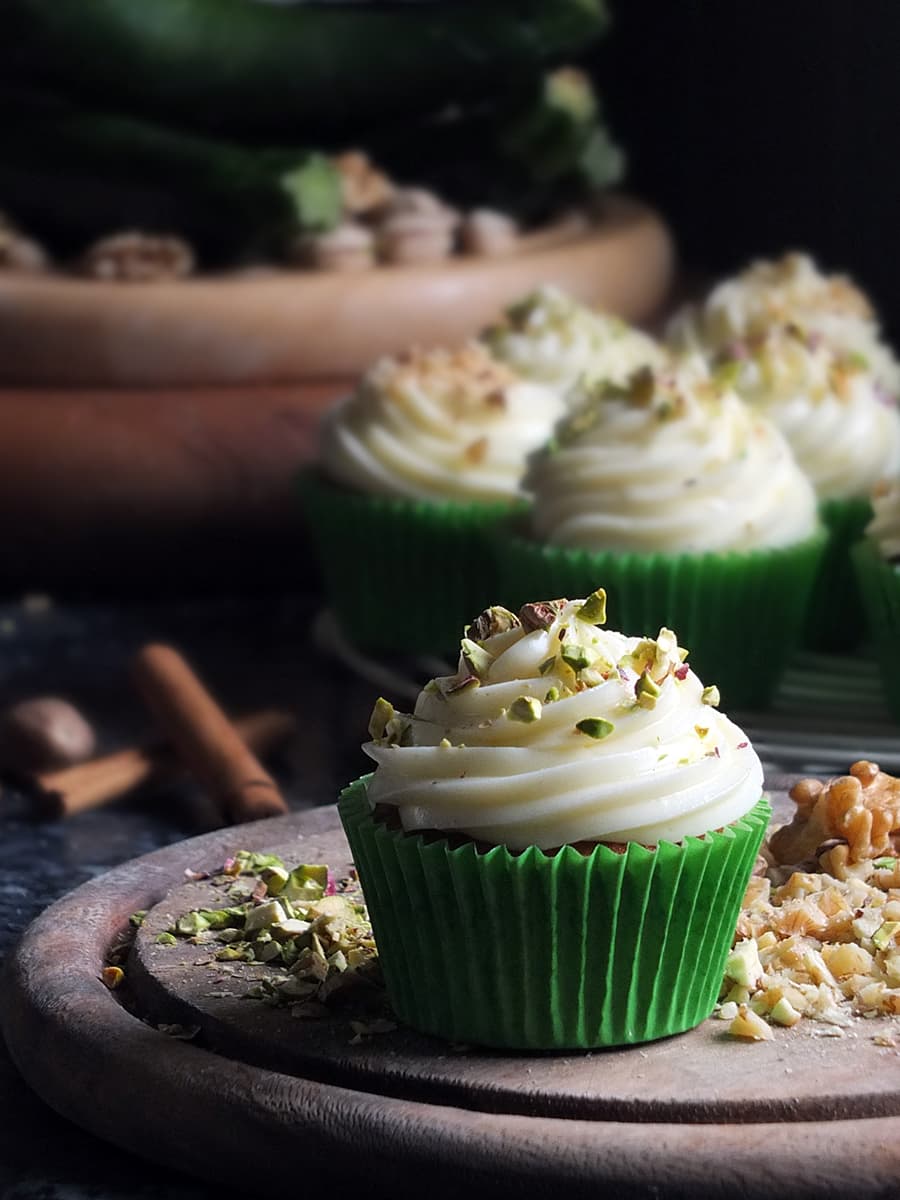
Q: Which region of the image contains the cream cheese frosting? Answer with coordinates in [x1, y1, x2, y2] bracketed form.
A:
[668, 253, 900, 401]
[364, 595, 763, 849]
[866, 478, 900, 562]
[482, 284, 664, 393]
[319, 343, 565, 503]
[721, 325, 900, 501]
[524, 355, 818, 552]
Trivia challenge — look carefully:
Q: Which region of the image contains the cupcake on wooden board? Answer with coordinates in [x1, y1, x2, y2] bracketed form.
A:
[669, 253, 900, 649]
[338, 593, 770, 1049]
[853, 478, 900, 721]
[483, 283, 663, 395]
[299, 343, 565, 653]
[493, 355, 825, 707]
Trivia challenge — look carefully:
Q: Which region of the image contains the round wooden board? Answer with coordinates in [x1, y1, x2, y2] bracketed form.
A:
[0, 196, 673, 387]
[3, 802, 900, 1199]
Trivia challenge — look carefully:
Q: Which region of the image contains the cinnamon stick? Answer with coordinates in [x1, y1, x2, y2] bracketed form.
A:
[131, 644, 289, 824]
[36, 709, 295, 818]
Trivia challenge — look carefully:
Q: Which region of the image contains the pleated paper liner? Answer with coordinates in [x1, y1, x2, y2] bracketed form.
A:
[297, 470, 525, 655]
[339, 777, 771, 1050]
[491, 525, 827, 710]
[852, 538, 900, 722]
[803, 497, 873, 652]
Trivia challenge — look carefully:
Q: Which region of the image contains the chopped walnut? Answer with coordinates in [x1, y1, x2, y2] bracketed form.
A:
[0, 216, 48, 273]
[292, 222, 375, 273]
[79, 231, 194, 282]
[332, 151, 395, 217]
[769, 761, 900, 866]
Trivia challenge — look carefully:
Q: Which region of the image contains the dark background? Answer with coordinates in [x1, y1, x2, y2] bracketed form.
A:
[599, 1, 899, 333]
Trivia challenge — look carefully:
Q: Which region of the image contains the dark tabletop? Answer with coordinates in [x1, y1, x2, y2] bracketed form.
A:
[0, 591, 377, 1198]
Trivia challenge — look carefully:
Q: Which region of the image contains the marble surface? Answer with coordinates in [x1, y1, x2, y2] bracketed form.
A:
[0, 593, 375, 1197]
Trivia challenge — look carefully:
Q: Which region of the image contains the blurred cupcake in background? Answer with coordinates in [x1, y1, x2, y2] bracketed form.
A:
[853, 477, 900, 721]
[493, 355, 825, 707]
[668, 252, 900, 401]
[713, 323, 900, 649]
[483, 283, 663, 394]
[299, 342, 565, 653]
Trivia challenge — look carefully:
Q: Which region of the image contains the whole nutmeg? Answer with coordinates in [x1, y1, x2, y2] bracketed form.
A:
[79, 231, 195, 282]
[292, 222, 376, 272]
[460, 209, 519, 258]
[0, 697, 97, 773]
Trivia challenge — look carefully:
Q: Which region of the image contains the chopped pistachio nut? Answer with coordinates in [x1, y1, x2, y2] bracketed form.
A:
[873, 856, 897, 870]
[460, 637, 493, 678]
[544, 686, 561, 702]
[466, 605, 520, 641]
[518, 599, 566, 632]
[635, 670, 661, 709]
[368, 696, 396, 740]
[129, 910, 147, 928]
[575, 717, 615, 740]
[872, 921, 900, 951]
[508, 696, 542, 723]
[155, 932, 178, 947]
[560, 643, 594, 672]
[101, 966, 124, 989]
[701, 685, 721, 707]
[576, 588, 607, 626]
[724, 939, 763, 989]
[260, 864, 290, 895]
[243, 900, 287, 934]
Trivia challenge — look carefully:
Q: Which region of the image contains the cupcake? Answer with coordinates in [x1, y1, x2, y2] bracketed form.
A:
[668, 251, 900, 401]
[853, 478, 900, 721]
[338, 594, 771, 1048]
[482, 283, 663, 394]
[299, 343, 564, 654]
[493, 356, 825, 708]
[669, 254, 900, 650]
[718, 323, 900, 649]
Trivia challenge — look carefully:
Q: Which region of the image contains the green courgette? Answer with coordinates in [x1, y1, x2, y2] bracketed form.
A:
[4, 0, 609, 141]
[0, 93, 342, 262]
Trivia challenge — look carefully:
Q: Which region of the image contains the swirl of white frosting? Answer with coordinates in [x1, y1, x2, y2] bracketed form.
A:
[483, 284, 663, 393]
[668, 253, 900, 401]
[723, 326, 900, 501]
[364, 597, 763, 849]
[524, 355, 818, 553]
[866, 479, 900, 561]
[319, 343, 565, 504]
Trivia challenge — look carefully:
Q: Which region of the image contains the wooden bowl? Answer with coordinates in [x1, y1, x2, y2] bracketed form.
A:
[0, 196, 673, 386]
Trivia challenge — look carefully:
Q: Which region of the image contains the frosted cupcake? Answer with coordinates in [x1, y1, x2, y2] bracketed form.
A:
[482, 284, 663, 394]
[493, 356, 826, 707]
[720, 323, 900, 648]
[299, 343, 565, 653]
[338, 594, 770, 1048]
[853, 479, 900, 720]
[668, 252, 900, 401]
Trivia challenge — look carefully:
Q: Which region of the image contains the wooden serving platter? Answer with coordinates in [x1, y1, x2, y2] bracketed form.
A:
[3, 802, 899, 1199]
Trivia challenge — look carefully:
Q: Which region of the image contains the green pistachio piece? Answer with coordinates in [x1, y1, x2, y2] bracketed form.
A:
[872, 856, 896, 870]
[283, 864, 328, 903]
[575, 717, 615, 740]
[713, 359, 742, 389]
[466, 605, 520, 641]
[445, 673, 479, 695]
[175, 910, 213, 937]
[243, 900, 287, 934]
[576, 588, 607, 626]
[635, 670, 661, 709]
[627, 366, 655, 407]
[272, 918, 312, 942]
[461, 637, 493, 678]
[544, 686, 560, 703]
[155, 932, 178, 947]
[129, 910, 147, 928]
[872, 921, 900, 951]
[561, 643, 594, 672]
[508, 696, 542, 723]
[260, 864, 290, 895]
[368, 696, 395, 740]
[701, 685, 721, 707]
[215, 944, 252, 962]
[232, 850, 285, 875]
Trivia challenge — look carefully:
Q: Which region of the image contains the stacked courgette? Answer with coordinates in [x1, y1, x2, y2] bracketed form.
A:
[1, 0, 621, 266]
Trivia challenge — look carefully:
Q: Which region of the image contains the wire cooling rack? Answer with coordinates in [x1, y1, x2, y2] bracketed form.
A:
[315, 611, 900, 778]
